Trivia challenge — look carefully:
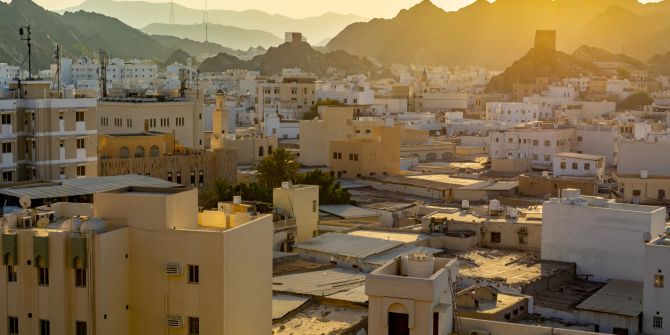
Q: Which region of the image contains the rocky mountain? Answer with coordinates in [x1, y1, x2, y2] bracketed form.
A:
[648, 51, 670, 75]
[61, 0, 367, 44]
[199, 41, 393, 79]
[326, 0, 670, 67]
[142, 23, 282, 50]
[150, 35, 239, 60]
[485, 47, 605, 93]
[571, 45, 644, 67]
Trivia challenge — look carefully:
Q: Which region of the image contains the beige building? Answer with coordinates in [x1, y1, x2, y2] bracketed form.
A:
[616, 141, 670, 204]
[299, 106, 356, 167]
[97, 90, 204, 150]
[330, 126, 401, 178]
[98, 132, 237, 188]
[456, 285, 529, 322]
[0, 186, 272, 335]
[1, 80, 98, 182]
[273, 183, 319, 243]
[256, 77, 316, 119]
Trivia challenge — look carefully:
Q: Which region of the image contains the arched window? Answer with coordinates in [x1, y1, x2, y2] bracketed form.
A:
[135, 146, 145, 158]
[258, 146, 264, 157]
[150, 145, 160, 158]
[268, 145, 273, 155]
[119, 146, 129, 159]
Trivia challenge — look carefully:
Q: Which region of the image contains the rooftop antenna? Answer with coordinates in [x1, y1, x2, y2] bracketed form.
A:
[99, 49, 108, 98]
[19, 26, 32, 80]
[203, 0, 209, 43]
[169, 0, 176, 24]
[53, 44, 62, 98]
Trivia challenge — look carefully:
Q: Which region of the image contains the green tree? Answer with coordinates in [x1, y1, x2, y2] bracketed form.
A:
[618, 91, 654, 111]
[199, 178, 234, 209]
[256, 148, 300, 189]
[296, 170, 351, 205]
[235, 183, 273, 204]
[303, 99, 343, 120]
[616, 68, 631, 80]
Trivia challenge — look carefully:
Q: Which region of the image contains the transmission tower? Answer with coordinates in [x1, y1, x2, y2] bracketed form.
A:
[53, 45, 61, 97]
[99, 50, 109, 98]
[203, 0, 209, 42]
[169, 0, 176, 24]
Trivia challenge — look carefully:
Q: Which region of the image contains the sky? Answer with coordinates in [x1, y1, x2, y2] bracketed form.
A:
[24, 0, 665, 18]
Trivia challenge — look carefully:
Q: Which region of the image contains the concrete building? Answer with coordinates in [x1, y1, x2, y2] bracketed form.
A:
[542, 189, 666, 282]
[456, 285, 530, 322]
[299, 106, 355, 167]
[489, 126, 575, 170]
[366, 254, 459, 335]
[486, 102, 540, 124]
[0, 63, 20, 88]
[551, 153, 605, 182]
[330, 126, 401, 178]
[0, 186, 273, 335]
[273, 183, 319, 243]
[643, 233, 670, 335]
[256, 77, 315, 119]
[616, 141, 670, 204]
[1, 80, 98, 182]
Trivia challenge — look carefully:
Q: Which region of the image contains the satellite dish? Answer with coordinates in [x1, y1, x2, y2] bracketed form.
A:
[37, 217, 49, 228]
[19, 196, 31, 209]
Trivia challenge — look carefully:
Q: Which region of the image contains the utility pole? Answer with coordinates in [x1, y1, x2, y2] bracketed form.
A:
[53, 45, 61, 97]
[99, 50, 108, 98]
[19, 26, 32, 79]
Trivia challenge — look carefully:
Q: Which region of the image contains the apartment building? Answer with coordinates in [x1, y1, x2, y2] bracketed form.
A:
[0, 186, 273, 335]
[330, 126, 401, 178]
[256, 77, 316, 119]
[0, 63, 21, 88]
[643, 234, 670, 335]
[0, 80, 98, 182]
[489, 126, 575, 169]
[316, 76, 374, 106]
[615, 141, 670, 204]
[272, 183, 319, 243]
[485, 102, 540, 124]
[299, 106, 355, 167]
[551, 152, 605, 182]
[97, 91, 204, 150]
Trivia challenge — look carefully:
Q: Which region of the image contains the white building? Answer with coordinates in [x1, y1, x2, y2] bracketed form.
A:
[0, 64, 21, 88]
[316, 76, 374, 106]
[542, 189, 666, 283]
[486, 102, 540, 124]
[558, 101, 616, 121]
[551, 152, 605, 182]
[643, 234, 670, 335]
[489, 127, 575, 169]
[263, 113, 300, 139]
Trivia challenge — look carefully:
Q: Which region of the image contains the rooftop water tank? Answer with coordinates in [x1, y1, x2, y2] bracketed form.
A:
[406, 252, 434, 278]
[489, 199, 501, 212]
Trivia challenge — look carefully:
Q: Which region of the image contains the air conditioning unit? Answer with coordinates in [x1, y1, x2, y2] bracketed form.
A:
[166, 315, 184, 328]
[469, 330, 491, 335]
[20, 216, 34, 228]
[164, 262, 183, 276]
[36, 211, 56, 224]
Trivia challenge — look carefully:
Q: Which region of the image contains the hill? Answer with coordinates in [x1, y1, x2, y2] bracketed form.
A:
[199, 41, 393, 79]
[61, 0, 367, 44]
[326, 0, 670, 67]
[0, 0, 194, 70]
[648, 51, 670, 75]
[485, 47, 605, 93]
[149, 35, 241, 60]
[571, 45, 644, 67]
[141, 23, 282, 50]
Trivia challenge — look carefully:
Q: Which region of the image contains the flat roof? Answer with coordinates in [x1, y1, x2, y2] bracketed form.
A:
[423, 207, 543, 225]
[363, 245, 442, 266]
[273, 268, 366, 302]
[319, 205, 378, 219]
[575, 280, 643, 317]
[272, 294, 310, 320]
[272, 302, 367, 335]
[533, 279, 605, 312]
[0, 175, 182, 200]
[348, 230, 425, 243]
[552, 152, 604, 161]
[294, 233, 402, 259]
[457, 180, 519, 191]
[361, 201, 417, 212]
[378, 174, 480, 191]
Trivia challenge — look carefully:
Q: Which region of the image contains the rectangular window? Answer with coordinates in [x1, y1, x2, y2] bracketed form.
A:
[653, 316, 663, 329]
[655, 274, 664, 288]
[572, 162, 578, 170]
[1, 114, 11, 125]
[577, 136, 583, 142]
[76, 111, 85, 122]
[333, 152, 338, 159]
[2, 142, 12, 153]
[167, 172, 173, 182]
[584, 163, 591, 170]
[188, 317, 200, 335]
[188, 265, 199, 284]
[544, 140, 551, 146]
[2, 171, 13, 183]
[76, 321, 87, 335]
[7, 265, 17, 282]
[8, 316, 18, 335]
[176, 172, 182, 184]
[39, 266, 49, 286]
[198, 171, 204, 188]
[491, 232, 501, 243]
[532, 140, 539, 146]
[560, 162, 566, 169]
[40, 319, 50, 335]
[312, 200, 317, 213]
[76, 165, 86, 177]
[75, 268, 86, 288]
[190, 171, 195, 188]
[76, 138, 86, 149]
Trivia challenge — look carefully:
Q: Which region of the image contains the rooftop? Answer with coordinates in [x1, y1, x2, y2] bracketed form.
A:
[273, 268, 367, 303]
[533, 279, 606, 312]
[318, 204, 378, 219]
[575, 280, 643, 317]
[552, 152, 604, 161]
[272, 294, 310, 320]
[457, 180, 519, 191]
[347, 230, 425, 243]
[361, 201, 418, 212]
[294, 233, 402, 259]
[271, 302, 367, 335]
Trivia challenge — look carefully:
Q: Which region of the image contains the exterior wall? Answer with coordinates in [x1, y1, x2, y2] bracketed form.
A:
[486, 102, 540, 124]
[273, 185, 319, 242]
[299, 106, 354, 166]
[551, 156, 604, 181]
[491, 159, 529, 173]
[220, 136, 277, 165]
[574, 127, 618, 167]
[616, 176, 670, 204]
[364, 179, 446, 202]
[618, 141, 670, 177]
[489, 128, 575, 169]
[256, 80, 316, 118]
[518, 175, 598, 197]
[643, 241, 670, 335]
[442, 220, 541, 252]
[330, 126, 401, 178]
[459, 318, 600, 335]
[542, 197, 666, 282]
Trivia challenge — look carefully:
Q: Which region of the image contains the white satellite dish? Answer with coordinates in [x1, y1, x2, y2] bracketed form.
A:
[19, 196, 31, 209]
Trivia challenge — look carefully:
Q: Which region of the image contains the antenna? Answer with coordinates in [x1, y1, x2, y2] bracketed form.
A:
[53, 45, 61, 98]
[19, 26, 32, 79]
[99, 49, 108, 98]
[203, 0, 209, 43]
[169, 0, 176, 24]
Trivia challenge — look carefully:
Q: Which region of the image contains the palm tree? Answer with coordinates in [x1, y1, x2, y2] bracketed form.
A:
[199, 178, 234, 209]
[256, 148, 300, 188]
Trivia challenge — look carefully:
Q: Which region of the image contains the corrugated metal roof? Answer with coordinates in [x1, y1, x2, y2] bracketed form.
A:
[325, 285, 368, 303]
[294, 233, 402, 259]
[363, 245, 442, 266]
[272, 294, 310, 320]
[458, 181, 519, 191]
[576, 280, 643, 317]
[0, 175, 181, 199]
[273, 268, 366, 299]
[319, 205, 378, 219]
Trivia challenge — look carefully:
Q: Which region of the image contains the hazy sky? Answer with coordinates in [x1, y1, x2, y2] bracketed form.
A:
[23, 0, 665, 18]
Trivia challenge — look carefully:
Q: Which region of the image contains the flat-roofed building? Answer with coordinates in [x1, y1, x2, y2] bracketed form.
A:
[551, 152, 605, 182]
[456, 285, 530, 322]
[643, 234, 670, 335]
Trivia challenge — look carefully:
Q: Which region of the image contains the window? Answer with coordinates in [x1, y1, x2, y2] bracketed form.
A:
[75, 268, 86, 288]
[188, 265, 199, 284]
[354, 154, 359, 161]
[167, 172, 173, 182]
[2, 171, 13, 182]
[77, 165, 86, 177]
[76, 138, 85, 149]
[198, 171, 204, 188]
[312, 200, 317, 213]
[190, 171, 195, 188]
[544, 140, 551, 146]
[653, 316, 663, 329]
[532, 140, 539, 146]
[135, 146, 145, 158]
[560, 162, 566, 169]
[572, 162, 578, 170]
[577, 136, 583, 142]
[76, 111, 85, 122]
[40, 319, 50, 335]
[490, 232, 501, 243]
[188, 317, 199, 335]
[268, 145, 273, 155]
[38, 266, 49, 286]
[655, 274, 664, 288]
[349, 153, 354, 160]
[8, 316, 18, 335]
[333, 152, 338, 159]
[1, 114, 11, 125]
[150, 146, 159, 158]
[258, 146, 264, 157]
[76, 321, 87, 335]
[176, 172, 182, 184]
[584, 163, 591, 170]
[388, 312, 409, 335]
[119, 147, 129, 159]
[2, 142, 12, 153]
[633, 190, 641, 197]
[7, 265, 17, 282]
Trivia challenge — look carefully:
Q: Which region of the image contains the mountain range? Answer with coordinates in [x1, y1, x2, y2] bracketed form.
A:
[199, 41, 392, 79]
[326, 0, 670, 68]
[61, 0, 367, 45]
[141, 23, 283, 50]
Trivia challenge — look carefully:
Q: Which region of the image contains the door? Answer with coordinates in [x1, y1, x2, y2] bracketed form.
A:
[388, 313, 409, 335]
